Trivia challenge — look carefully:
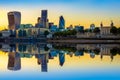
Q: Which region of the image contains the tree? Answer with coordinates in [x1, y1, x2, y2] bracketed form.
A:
[0, 33, 2, 37]
[44, 30, 49, 36]
[44, 45, 49, 51]
[110, 48, 118, 56]
[94, 49, 100, 55]
[110, 26, 117, 35]
[71, 29, 77, 35]
[54, 30, 77, 37]
[93, 27, 100, 33]
[84, 29, 89, 33]
[117, 27, 120, 34]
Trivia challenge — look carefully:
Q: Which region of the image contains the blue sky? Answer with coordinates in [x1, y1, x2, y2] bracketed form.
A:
[0, 0, 120, 7]
[0, 0, 120, 29]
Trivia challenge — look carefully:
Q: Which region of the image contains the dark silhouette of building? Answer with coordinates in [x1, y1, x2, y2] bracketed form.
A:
[37, 17, 41, 23]
[8, 11, 21, 30]
[111, 20, 114, 27]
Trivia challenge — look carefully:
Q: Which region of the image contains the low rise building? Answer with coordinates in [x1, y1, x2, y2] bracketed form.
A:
[2, 30, 11, 37]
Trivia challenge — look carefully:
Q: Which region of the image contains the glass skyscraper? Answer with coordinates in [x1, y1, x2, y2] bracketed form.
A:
[59, 16, 65, 30]
[41, 10, 48, 28]
[8, 11, 21, 30]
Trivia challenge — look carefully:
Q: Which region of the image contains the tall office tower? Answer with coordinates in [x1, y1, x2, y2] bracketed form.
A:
[8, 11, 21, 30]
[41, 10, 48, 28]
[59, 16, 65, 30]
[7, 52, 21, 71]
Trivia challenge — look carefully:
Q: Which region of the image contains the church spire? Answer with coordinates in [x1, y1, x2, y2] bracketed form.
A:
[100, 22, 103, 27]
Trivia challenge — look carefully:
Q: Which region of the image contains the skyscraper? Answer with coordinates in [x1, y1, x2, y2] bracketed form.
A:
[41, 10, 48, 28]
[36, 54, 48, 72]
[8, 11, 21, 30]
[59, 16, 65, 31]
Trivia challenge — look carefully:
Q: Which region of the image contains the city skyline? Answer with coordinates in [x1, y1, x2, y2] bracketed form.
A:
[0, 0, 120, 30]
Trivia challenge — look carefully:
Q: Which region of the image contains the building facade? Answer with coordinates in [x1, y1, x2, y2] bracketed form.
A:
[59, 16, 65, 31]
[41, 10, 48, 28]
[8, 11, 21, 30]
[100, 22, 112, 35]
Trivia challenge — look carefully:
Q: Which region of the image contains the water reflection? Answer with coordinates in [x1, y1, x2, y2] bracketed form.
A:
[8, 52, 21, 71]
[0, 43, 120, 72]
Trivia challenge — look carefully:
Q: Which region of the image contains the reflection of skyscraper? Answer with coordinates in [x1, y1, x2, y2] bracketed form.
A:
[36, 54, 48, 72]
[8, 52, 21, 71]
[59, 51, 65, 66]
[41, 54, 48, 72]
[41, 10, 48, 28]
[59, 16, 65, 30]
[8, 11, 21, 30]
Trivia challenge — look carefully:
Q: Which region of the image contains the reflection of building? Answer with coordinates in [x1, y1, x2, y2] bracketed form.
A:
[1, 30, 11, 37]
[59, 16, 65, 31]
[100, 47, 113, 61]
[90, 52, 95, 58]
[18, 44, 27, 52]
[8, 52, 21, 71]
[1, 44, 11, 52]
[49, 53, 54, 59]
[59, 51, 65, 66]
[50, 50, 58, 57]
[8, 11, 21, 30]
[36, 54, 48, 72]
[75, 50, 84, 56]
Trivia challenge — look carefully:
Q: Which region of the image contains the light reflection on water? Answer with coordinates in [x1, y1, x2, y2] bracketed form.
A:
[0, 43, 120, 80]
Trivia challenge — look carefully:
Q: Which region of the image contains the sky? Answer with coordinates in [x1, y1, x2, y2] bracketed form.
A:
[0, 0, 120, 30]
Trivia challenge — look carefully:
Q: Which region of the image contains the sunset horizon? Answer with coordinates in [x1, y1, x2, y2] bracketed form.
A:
[0, 1, 120, 80]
